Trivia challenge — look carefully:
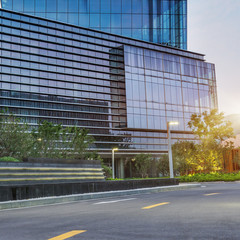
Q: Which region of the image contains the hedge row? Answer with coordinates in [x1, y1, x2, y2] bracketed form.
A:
[0, 157, 21, 162]
[179, 172, 240, 182]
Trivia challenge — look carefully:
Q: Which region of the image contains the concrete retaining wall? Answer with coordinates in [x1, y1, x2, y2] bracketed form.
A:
[0, 178, 178, 202]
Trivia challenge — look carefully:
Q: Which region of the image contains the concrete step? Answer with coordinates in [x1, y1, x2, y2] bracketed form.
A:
[0, 176, 105, 182]
[0, 172, 103, 175]
[0, 167, 103, 172]
[0, 168, 105, 184]
[0, 162, 105, 185]
[0, 174, 104, 180]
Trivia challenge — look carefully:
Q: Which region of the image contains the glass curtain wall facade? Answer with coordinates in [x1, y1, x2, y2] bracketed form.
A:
[124, 46, 217, 131]
[0, 0, 187, 49]
[0, 9, 217, 158]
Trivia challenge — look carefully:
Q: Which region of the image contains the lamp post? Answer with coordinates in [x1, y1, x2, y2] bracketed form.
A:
[167, 121, 179, 178]
[112, 148, 118, 179]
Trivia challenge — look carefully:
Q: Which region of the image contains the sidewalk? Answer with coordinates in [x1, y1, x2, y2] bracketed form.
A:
[0, 183, 201, 210]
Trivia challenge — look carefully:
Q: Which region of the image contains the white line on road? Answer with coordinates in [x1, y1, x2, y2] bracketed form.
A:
[93, 198, 137, 205]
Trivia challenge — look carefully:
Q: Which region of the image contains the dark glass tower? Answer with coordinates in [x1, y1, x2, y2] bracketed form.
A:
[0, 0, 187, 49]
[0, 9, 217, 159]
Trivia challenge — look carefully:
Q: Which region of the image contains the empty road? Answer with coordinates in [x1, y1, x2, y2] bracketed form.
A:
[1, 182, 240, 239]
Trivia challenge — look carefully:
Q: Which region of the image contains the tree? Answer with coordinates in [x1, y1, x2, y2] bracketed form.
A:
[0, 109, 96, 160]
[156, 154, 169, 177]
[172, 141, 197, 175]
[134, 154, 152, 178]
[188, 109, 234, 143]
[32, 121, 94, 159]
[31, 121, 62, 158]
[0, 110, 33, 159]
[187, 109, 234, 172]
[68, 127, 94, 160]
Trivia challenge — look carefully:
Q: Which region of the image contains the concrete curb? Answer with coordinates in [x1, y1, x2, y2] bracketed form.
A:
[0, 183, 201, 210]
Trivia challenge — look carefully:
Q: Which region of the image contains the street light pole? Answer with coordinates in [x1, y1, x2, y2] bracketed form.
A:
[112, 148, 118, 179]
[167, 121, 179, 178]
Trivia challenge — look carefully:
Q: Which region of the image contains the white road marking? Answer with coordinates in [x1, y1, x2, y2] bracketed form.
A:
[93, 198, 137, 205]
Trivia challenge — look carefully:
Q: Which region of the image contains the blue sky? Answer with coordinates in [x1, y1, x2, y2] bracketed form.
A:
[188, 0, 240, 116]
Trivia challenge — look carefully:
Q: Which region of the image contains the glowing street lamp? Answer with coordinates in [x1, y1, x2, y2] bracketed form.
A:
[112, 148, 118, 179]
[167, 121, 179, 178]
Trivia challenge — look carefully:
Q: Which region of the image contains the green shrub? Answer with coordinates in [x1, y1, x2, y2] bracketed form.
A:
[134, 153, 153, 178]
[106, 177, 169, 181]
[179, 172, 240, 182]
[0, 156, 21, 162]
[106, 178, 124, 181]
[102, 165, 112, 178]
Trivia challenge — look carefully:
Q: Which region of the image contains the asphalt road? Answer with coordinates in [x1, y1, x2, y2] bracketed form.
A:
[1, 182, 240, 240]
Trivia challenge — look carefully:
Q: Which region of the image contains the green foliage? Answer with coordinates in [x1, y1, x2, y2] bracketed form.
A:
[106, 178, 124, 181]
[0, 156, 21, 162]
[85, 151, 112, 178]
[156, 154, 169, 177]
[188, 109, 234, 142]
[157, 149, 197, 177]
[173, 109, 235, 174]
[172, 141, 197, 174]
[85, 151, 102, 161]
[180, 172, 240, 182]
[31, 121, 94, 159]
[134, 154, 153, 178]
[0, 110, 34, 159]
[188, 109, 234, 173]
[102, 165, 112, 178]
[69, 127, 94, 160]
[0, 110, 95, 160]
[106, 177, 169, 181]
[32, 121, 62, 158]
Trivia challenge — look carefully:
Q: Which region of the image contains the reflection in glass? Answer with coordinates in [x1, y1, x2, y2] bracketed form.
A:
[2, 0, 187, 49]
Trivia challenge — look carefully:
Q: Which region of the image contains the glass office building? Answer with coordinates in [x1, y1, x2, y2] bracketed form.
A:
[0, 9, 217, 163]
[0, 0, 187, 49]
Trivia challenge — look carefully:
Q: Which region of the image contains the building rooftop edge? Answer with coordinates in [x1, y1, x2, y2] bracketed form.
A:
[0, 8, 205, 60]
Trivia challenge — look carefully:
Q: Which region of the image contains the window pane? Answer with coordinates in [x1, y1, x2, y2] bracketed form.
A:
[101, 14, 110, 28]
[57, 0, 67, 12]
[101, 0, 110, 13]
[23, 0, 34, 12]
[13, 0, 23, 11]
[57, 13, 67, 22]
[68, 13, 78, 25]
[90, 0, 100, 13]
[90, 14, 100, 27]
[111, 0, 121, 13]
[2, 0, 13, 10]
[142, 0, 149, 14]
[132, 0, 142, 13]
[122, 14, 131, 28]
[122, 0, 131, 13]
[46, 0, 57, 12]
[79, 0, 89, 13]
[35, 0, 46, 13]
[132, 14, 142, 28]
[111, 14, 121, 28]
[79, 13, 89, 27]
[68, 0, 79, 12]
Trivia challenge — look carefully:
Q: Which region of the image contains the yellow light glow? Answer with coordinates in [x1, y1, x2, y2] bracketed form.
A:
[169, 121, 179, 125]
[112, 148, 118, 151]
